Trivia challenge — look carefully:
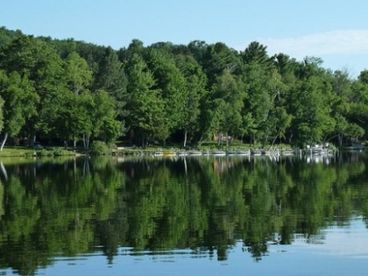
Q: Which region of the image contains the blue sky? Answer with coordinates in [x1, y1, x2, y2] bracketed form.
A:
[1, 0, 368, 76]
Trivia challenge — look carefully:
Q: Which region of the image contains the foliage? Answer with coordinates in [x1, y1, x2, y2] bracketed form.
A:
[0, 70, 39, 138]
[90, 140, 111, 155]
[124, 53, 168, 145]
[0, 27, 367, 148]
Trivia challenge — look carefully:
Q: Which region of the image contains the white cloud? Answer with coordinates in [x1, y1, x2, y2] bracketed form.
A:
[239, 30, 368, 58]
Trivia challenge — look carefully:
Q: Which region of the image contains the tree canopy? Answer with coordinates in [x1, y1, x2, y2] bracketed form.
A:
[0, 27, 367, 148]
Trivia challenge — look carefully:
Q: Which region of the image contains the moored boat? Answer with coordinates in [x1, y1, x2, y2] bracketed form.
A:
[212, 150, 226, 156]
[177, 151, 188, 157]
[188, 150, 202, 156]
[281, 150, 294, 156]
[236, 150, 251, 156]
[251, 149, 262, 156]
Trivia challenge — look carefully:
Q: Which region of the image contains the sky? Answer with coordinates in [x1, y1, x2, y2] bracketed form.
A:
[1, 0, 368, 76]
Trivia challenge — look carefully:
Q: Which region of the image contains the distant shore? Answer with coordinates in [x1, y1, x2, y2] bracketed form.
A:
[0, 143, 363, 158]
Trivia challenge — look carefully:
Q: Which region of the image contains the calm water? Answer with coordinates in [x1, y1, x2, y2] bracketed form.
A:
[0, 154, 368, 275]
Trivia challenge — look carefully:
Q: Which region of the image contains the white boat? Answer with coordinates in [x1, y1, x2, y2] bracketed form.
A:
[281, 150, 294, 156]
[252, 150, 262, 156]
[212, 150, 226, 156]
[236, 150, 251, 156]
[188, 150, 202, 156]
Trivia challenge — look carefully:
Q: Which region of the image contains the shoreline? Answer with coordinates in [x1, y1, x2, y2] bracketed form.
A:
[0, 144, 363, 158]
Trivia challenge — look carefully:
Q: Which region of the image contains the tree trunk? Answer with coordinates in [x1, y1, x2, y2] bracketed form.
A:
[0, 133, 8, 151]
[183, 157, 188, 175]
[338, 134, 343, 147]
[0, 161, 8, 180]
[82, 134, 86, 149]
[83, 158, 90, 176]
[14, 137, 20, 146]
[183, 130, 188, 148]
[272, 135, 278, 146]
[129, 130, 134, 146]
[288, 134, 293, 144]
[32, 135, 36, 147]
[73, 158, 77, 179]
[73, 137, 77, 149]
[86, 135, 90, 149]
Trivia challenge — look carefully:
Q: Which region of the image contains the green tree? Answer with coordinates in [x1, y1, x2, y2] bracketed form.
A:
[0, 96, 4, 134]
[76, 91, 95, 148]
[125, 53, 168, 145]
[347, 70, 368, 142]
[64, 51, 92, 94]
[175, 54, 207, 147]
[0, 35, 66, 144]
[205, 69, 244, 144]
[203, 42, 241, 87]
[93, 47, 127, 113]
[0, 71, 39, 150]
[329, 70, 363, 146]
[289, 60, 336, 145]
[242, 62, 272, 143]
[240, 42, 279, 143]
[146, 48, 187, 136]
[0, 35, 64, 93]
[264, 70, 292, 144]
[92, 90, 123, 144]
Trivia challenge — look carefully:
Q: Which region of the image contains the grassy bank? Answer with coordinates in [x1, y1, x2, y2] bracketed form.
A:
[0, 147, 77, 157]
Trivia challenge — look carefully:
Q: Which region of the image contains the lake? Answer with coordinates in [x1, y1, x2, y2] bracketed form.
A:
[0, 153, 368, 275]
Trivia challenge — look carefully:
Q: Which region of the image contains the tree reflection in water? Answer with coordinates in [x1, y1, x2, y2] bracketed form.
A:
[0, 154, 367, 274]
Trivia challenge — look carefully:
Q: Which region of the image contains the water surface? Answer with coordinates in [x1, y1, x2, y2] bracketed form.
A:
[0, 154, 367, 275]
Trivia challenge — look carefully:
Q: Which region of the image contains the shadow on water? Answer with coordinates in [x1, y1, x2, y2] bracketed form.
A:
[0, 152, 367, 274]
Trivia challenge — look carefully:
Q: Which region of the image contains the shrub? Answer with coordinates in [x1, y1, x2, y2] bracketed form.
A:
[90, 141, 111, 155]
[37, 149, 53, 157]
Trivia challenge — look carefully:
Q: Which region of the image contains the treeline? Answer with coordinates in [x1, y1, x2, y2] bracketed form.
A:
[0, 26, 367, 148]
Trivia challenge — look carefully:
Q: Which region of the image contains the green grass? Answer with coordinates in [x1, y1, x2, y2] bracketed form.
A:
[0, 147, 76, 157]
[0, 147, 36, 157]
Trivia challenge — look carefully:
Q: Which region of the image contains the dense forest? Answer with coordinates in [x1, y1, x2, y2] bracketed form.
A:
[0, 26, 367, 149]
